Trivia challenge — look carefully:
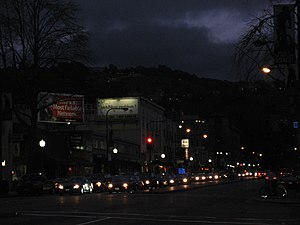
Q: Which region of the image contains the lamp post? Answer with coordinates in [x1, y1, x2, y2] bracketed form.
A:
[38, 139, 46, 173]
[105, 107, 128, 165]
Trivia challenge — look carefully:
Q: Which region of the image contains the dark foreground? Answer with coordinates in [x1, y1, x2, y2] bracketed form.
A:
[1, 179, 300, 225]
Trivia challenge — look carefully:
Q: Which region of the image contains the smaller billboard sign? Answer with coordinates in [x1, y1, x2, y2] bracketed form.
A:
[38, 92, 84, 123]
[181, 139, 189, 148]
[69, 134, 84, 151]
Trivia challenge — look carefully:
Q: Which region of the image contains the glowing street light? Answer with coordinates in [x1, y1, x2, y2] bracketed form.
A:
[112, 148, 118, 154]
[261, 66, 271, 74]
[39, 139, 46, 148]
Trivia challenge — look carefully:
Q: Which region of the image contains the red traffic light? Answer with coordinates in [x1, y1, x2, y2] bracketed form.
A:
[146, 137, 153, 144]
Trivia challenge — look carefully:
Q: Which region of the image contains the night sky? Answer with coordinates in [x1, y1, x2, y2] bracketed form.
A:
[75, 0, 273, 81]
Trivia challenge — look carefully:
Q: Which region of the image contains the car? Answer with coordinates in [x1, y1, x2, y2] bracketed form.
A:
[280, 175, 299, 190]
[16, 173, 54, 196]
[52, 177, 68, 194]
[106, 175, 138, 193]
[206, 173, 220, 180]
[177, 174, 192, 185]
[138, 173, 161, 189]
[162, 174, 178, 186]
[57, 176, 93, 195]
[89, 173, 110, 192]
[191, 173, 207, 182]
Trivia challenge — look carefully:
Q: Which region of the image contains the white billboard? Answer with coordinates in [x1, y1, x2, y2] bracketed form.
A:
[97, 97, 138, 118]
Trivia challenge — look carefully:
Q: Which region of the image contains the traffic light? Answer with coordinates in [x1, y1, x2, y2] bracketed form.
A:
[146, 136, 153, 150]
[146, 137, 153, 144]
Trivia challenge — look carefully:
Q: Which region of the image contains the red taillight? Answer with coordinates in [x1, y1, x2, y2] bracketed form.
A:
[273, 177, 277, 180]
[265, 176, 270, 180]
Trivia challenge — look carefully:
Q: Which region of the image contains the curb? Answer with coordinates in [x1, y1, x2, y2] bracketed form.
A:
[253, 197, 300, 205]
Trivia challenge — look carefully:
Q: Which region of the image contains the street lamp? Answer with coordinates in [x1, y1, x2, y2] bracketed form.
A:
[113, 148, 118, 154]
[39, 139, 46, 148]
[38, 139, 46, 173]
[106, 107, 128, 162]
[261, 66, 271, 74]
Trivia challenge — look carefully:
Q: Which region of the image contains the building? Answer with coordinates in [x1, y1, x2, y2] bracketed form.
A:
[177, 114, 241, 173]
[82, 97, 177, 175]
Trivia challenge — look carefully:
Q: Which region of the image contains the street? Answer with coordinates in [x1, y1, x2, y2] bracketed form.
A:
[1, 179, 300, 225]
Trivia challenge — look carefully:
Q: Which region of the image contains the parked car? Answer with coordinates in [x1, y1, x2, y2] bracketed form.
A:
[16, 173, 54, 196]
[177, 174, 192, 185]
[57, 176, 93, 195]
[89, 173, 110, 192]
[106, 175, 138, 193]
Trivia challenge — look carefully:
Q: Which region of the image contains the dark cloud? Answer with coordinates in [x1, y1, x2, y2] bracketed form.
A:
[75, 0, 272, 80]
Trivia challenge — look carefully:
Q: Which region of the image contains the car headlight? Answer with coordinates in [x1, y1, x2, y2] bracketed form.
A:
[183, 178, 188, 183]
[201, 176, 206, 180]
[195, 177, 200, 180]
[145, 180, 150, 185]
[58, 184, 64, 190]
[73, 184, 80, 189]
[108, 183, 113, 189]
[170, 179, 174, 184]
[123, 183, 128, 189]
[96, 182, 101, 187]
[214, 175, 219, 179]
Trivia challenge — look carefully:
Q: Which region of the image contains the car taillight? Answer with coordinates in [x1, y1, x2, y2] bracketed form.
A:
[265, 176, 270, 180]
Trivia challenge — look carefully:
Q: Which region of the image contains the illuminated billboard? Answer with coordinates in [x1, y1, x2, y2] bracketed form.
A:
[97, 97, 138, 118]
[38, 92, 84, 123]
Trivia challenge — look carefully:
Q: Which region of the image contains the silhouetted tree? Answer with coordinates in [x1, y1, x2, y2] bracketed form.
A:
[234, 2, 298, 85]
[0, 0, 90, 173]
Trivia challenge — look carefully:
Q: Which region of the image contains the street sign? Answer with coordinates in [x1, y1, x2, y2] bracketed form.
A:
[181, 139, 189, 148]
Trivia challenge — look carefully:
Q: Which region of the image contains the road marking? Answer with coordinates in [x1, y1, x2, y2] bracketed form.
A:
[75, 217, 112, 225]
[20, 213, 97, 218]
[18, 211, 278, 225]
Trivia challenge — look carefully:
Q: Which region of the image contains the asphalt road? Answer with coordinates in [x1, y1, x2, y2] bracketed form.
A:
[1, 179, 300, 225]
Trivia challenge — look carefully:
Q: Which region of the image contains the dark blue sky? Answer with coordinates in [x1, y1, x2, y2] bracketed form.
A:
[75, 0, 274, 81]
